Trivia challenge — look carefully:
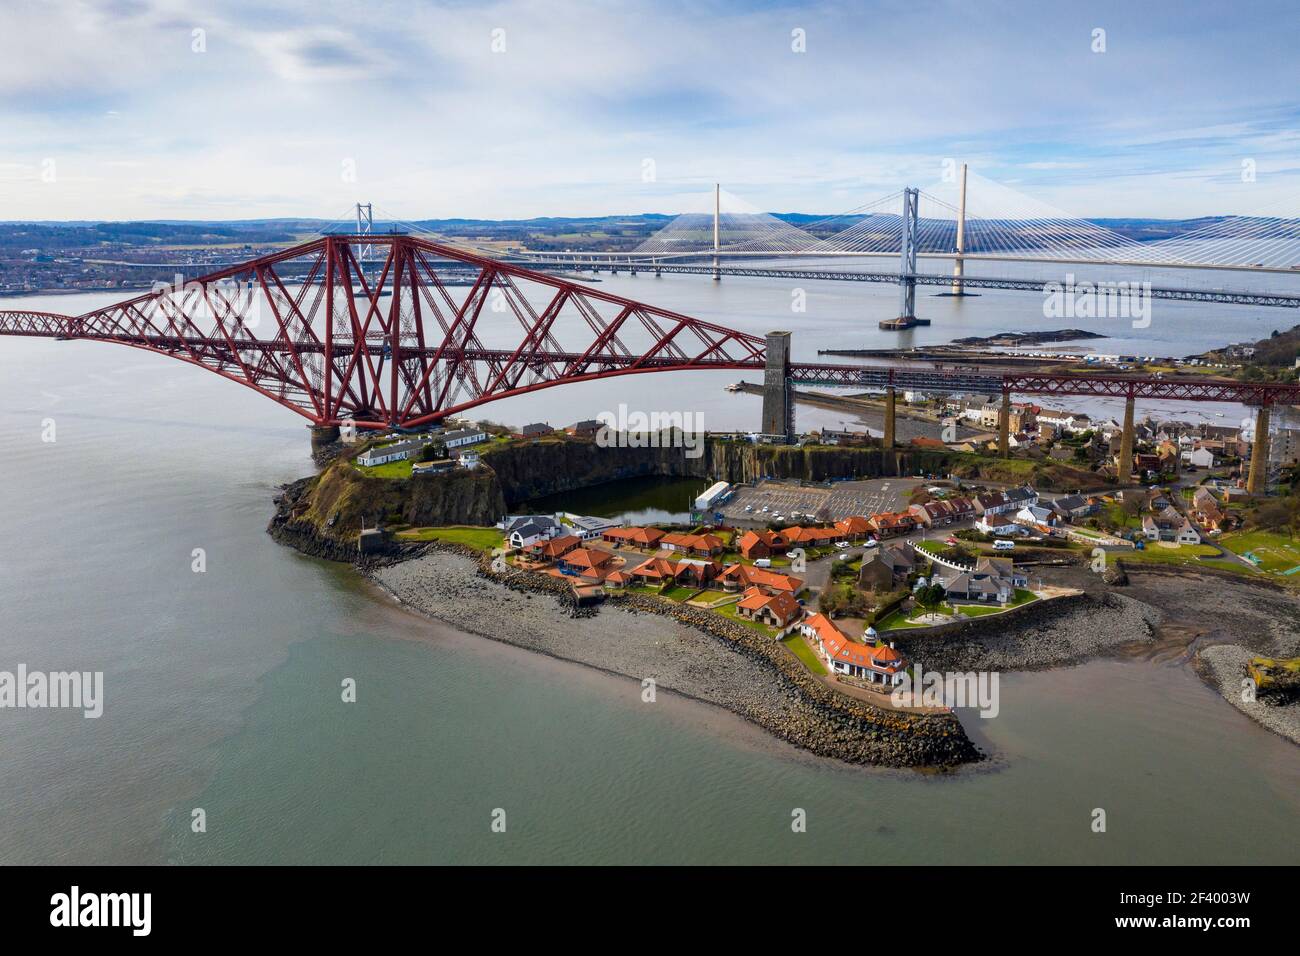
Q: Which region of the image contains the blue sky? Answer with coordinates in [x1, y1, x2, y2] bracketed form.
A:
[1, 0, 1297, 221]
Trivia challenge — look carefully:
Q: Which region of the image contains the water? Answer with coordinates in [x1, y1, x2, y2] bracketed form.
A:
[1, 285, 1298, 864]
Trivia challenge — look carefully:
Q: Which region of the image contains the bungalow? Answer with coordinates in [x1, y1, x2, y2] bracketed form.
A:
[737, 528, 789, 560]
[442, 427, 488, 449]
[869, 512, 917, 538]
[802, 613, 908, 686]
[557, 547, 617, 580]
[356, 439, 425, 466]
[976, 515, 1022, 536]
[834, 515, 874, 542]
[784, 526, 839, 548]
[718, 563, 803, 595]
[517, 422, 553, 439]
[627, 554, 720, 587]
[659, 532, 725, 557]
[602, 526, 667, 550]
[1015, 504, 1057, 529]
[566, 420, 603, 438]
[524, 533, 583, 562]
[735, 587, 802, 628]
[672, 558, 723, 587]
[411, 458, 456, 475]
[564, 514, 623, 540]
[1049, 494, 1095, 520]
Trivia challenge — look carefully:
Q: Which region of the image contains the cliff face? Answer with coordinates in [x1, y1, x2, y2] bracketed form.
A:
[271, 459, 507, 545]
[483, 437, 1102, 506]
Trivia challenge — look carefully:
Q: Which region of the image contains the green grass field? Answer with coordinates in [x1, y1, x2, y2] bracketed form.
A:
[355, 459, 414, 479]
[395, 526, 501, 551]
[781, 634, 828, 675]
[1220, 530, 1300, 573]
[716, 603, 774, 633]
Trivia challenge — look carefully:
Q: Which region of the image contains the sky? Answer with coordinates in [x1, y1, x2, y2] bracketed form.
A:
[0, 0, 1297, 222]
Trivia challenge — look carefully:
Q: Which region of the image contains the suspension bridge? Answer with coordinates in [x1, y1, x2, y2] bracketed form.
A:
[2, 233, 1297, 493]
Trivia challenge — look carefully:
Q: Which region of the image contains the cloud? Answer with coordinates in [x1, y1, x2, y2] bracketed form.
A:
[0, 0, 1296, 220]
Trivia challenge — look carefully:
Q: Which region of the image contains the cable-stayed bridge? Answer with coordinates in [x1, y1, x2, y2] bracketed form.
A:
[506, 172, 1300, 313]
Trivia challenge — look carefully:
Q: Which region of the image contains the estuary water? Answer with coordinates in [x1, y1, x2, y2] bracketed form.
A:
[1, 280, 1298, 864]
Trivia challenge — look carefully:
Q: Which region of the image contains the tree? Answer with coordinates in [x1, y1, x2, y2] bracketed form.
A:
[418, 440, 446, 462]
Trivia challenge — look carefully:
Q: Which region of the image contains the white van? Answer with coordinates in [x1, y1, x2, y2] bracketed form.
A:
[993, 539, 1016, 551]
[754, 558, 772, 568]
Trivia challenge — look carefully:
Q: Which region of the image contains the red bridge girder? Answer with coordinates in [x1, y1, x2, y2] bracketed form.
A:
[1, 237, 1297, 425]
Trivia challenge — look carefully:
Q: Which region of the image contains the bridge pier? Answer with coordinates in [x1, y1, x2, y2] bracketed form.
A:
[1246, 404, 1271, 495]
[309, 423, 340, 452]
[1117, 395, 1135, 484]
[998, 390, 1010, 458]
[761, 330, 793, 442]
[883, 386, 896, 450]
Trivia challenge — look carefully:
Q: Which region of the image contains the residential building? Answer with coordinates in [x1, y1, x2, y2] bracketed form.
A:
[802, 613, 908, 686]
[834, 516, 874, 542]
[442, 427, 488, 449]
[869, 512, 917, 537]
[601, 526, 666, 550]
[939, 556, 1027, 604]
[566, 420, 603, 438]
[524, 534, 583, 562]
[718, 563, 803, 595]
[857, 543, 918, 592]
[503, 515, 563, 548]
[659, 532, 725, 557]
[356, 439, 426, 466]
[735, 587, 802, 628]
[737, 529, 789, 560]
[517, 422, 553, 438]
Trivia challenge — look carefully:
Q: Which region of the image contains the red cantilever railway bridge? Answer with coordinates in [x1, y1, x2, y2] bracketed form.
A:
[0, 235, 1297, 431]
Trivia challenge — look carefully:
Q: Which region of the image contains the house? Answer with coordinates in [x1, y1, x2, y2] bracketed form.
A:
[602, 526, 667, 550]
[671, 558, 723, 587]
[735, 587, 802, 628]
[525, 534, 583, 562]
[627, 555, 679, 587]
[802, 613, 908, 686]
[718, 563, 803, 595]
[869, 512, 917, 537]
[356, 439, 426, 466]
[564, 514, 623, 540]
[1002, 486, 1039, 511]
[908, 500, 956, 528]
[974, 491, 1010, 515]
[442, 427, 488, 449]
[517, 422, 553, 439]
[504, 515, 563, 548]
[976, 514, 1022, 536]
[945, 497, 976, 521]
[411, 458, 456, 475]
[1016, 505, 1057, 529]
[1141, 508, 1183, 541]
[784, 525, 839, 548]
[737, 529, 789, 559]
[940, 556, 1026, 605]
[1183, 446, 1216, 469]
[556, 547, 617, 580]
[566, 420, 603, 438]
[857, 543, 918, 592]
[834, 516, 874, 542]
[659, 532, 725, 557]
[1049, 494, 1095, 520]
[455, 449, 481, 469]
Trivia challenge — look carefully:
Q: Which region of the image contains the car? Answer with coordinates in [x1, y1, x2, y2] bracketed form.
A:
[834, 541, 850, 549]
[945, 536, 959, 545]
[760, 506, 769, 513]
[838, 553, 850, 561]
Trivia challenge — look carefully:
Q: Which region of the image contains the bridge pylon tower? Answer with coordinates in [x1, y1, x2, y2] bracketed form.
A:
[897, 187, 919, 322]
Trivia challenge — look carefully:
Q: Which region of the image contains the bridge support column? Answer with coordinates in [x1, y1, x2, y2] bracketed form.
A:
[998, 390, 1010, 458]
[1247, 404, 1271, 495]
[761, 330, 793, 442]
[1117, 395, 1135, 485]
[883, 386, 896, 450]
[309, 424, 340, 452]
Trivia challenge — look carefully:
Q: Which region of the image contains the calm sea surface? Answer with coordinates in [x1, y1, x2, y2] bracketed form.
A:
[1, 277, 1298, 864]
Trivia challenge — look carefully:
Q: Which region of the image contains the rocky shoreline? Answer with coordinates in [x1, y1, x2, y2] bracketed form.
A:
[366, 544, 982, 769]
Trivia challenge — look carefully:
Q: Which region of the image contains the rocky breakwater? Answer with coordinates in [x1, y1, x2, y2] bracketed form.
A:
[368, 543, 982, 769]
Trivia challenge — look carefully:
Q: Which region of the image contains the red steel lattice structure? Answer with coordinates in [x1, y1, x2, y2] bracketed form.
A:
[1, 234, 1298, 424]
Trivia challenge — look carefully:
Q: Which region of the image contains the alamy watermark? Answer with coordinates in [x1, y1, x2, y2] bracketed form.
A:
[891, 664, 999, 718]
[0, 665, 103, 718]
[150, 274, 263, 328]
[1042, 273, 1151, 328]
[595, 404, 705, 459]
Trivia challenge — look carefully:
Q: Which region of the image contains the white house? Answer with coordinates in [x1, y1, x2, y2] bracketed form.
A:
[977, 515, 1024, 536]
[503, 515, 562, 548]
[443, 427, 487, 449]
[356, 439, 425, 467]
[1182, 446, 1215, 468]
